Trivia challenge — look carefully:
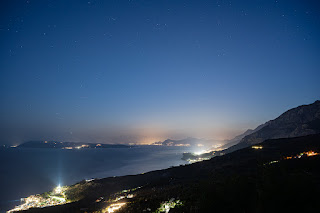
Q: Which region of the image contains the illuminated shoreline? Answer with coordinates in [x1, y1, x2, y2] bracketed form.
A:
[7, 185, 69, 213]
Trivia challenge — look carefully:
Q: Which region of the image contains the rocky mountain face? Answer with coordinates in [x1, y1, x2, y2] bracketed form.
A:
[226, 100, 320, 153]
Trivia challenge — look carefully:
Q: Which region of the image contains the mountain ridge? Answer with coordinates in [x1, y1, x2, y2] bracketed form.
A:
[220, 122, 268, 150]
[225, 100, 320, 153]
[183, 100, 320, 161]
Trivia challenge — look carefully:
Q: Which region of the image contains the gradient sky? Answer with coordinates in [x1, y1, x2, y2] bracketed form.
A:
[1, 0, 319, 145]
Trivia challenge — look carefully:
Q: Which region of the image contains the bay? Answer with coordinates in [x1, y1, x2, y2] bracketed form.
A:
[0, 146, 194, 212]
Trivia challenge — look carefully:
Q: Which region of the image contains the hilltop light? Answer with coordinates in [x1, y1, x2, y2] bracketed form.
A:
[55, 185, 62, 194]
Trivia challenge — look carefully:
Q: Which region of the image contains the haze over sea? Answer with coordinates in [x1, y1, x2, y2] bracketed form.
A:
[0, 146, 194, 212]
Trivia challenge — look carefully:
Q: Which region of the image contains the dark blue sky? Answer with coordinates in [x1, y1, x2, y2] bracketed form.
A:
[1, 0, 319, 144]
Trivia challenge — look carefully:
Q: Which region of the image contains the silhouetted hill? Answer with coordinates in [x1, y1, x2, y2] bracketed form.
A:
[225, 100, 320, 153]
[220, 122, 268, 150]
[153, 137, 214, 148]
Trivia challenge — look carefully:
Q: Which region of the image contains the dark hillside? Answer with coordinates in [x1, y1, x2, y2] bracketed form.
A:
[21, 134, 320, 213]
[225, 100, 320, 153]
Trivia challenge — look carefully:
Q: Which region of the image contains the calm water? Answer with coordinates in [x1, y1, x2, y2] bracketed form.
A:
[0, 146, 194, 212]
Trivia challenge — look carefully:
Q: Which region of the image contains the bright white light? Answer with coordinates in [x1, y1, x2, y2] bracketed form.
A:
[106, 202, 126, 213]
[55, 185, 62, 194]
[194, 150, 206, 155]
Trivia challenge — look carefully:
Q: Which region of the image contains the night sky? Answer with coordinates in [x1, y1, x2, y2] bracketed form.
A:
[1, 0, 319, 145]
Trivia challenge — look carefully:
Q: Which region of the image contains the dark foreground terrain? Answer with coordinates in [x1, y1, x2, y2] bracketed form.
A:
[19, 134, 320, 213]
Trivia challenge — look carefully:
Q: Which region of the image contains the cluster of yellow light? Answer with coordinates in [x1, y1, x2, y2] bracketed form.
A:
[102, 187, 141, 213]
[174, 144, 191, 147]
[252, 145, 263, 150]
[306, 151, 319, 156]
[266, 150, 320, 165]
[114, 196, 125, 201]
[105, 202, 126, 213]
[63, 147, 73, 149]
[7, 192, 68, 213]
[285, 150, 319, 159]
[74, 144, 90, 149]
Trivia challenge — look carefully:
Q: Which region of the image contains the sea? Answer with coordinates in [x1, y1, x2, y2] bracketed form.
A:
[0, 146, 195, 212]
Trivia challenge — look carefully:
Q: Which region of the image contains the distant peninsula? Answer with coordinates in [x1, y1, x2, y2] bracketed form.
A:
[17, 141, 130, 149]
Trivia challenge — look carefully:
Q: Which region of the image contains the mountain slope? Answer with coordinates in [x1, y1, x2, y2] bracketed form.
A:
[220, 122, 268, 150]
[225, 100, 320, 153]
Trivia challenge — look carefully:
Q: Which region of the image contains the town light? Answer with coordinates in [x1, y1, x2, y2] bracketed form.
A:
[55, 185, 62, 194]
[194, 150, 206, 155]
[106, 202, 126, 213]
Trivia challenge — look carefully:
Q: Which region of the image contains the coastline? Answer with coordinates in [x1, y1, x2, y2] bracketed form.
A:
[0, 146, 192, 213]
